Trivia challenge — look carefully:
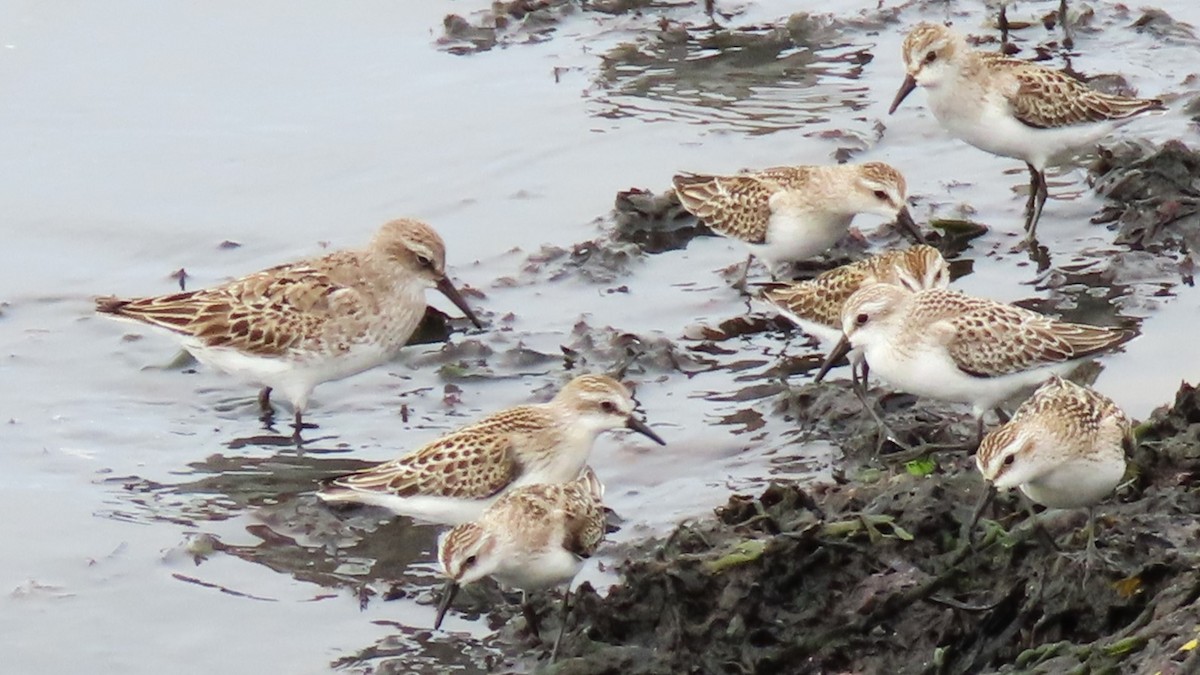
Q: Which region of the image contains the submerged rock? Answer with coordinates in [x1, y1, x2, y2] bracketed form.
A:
[1091, 139, 1200, 253]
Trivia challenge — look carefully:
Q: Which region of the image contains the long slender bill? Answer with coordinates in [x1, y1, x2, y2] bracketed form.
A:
[433, 580, 460, 630]
[814, 335, 852, 383]
[626, 416, 666, 446]
[888, 74, 917, 115]
[893, 206, 926, 244]
[963, 484, 998, 549]
[435, 277, 483, 329]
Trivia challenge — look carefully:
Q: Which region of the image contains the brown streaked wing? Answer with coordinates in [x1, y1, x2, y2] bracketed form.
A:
[326, 407, 552, 500]
[905, 289, 996, 328]
[753, 165, 818, 190]
[673, 172, 779, 244]
[1001, 61, 1162, 129]
[945, 305, 1130, 377]
[560, 483, 605, 558]
[764, 266, 865, 329]
[1020, 378, 1132, 440]
[102, 253, 372, 357]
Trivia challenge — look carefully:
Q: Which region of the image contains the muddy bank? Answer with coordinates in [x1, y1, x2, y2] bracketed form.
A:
[517, 379, 1200, 675]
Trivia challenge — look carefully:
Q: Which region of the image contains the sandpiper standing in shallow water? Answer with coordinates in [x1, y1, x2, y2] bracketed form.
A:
[434, 466, 606, 663]
[316, 374, 664, 525]
[816, 284, 1133, 443]
[96, 218, 481, 436]
[762, 245, 950, 448]
[888, 23, 1162, 238]
[672, 162, 925, 289]
[975, 376, 1132, 574]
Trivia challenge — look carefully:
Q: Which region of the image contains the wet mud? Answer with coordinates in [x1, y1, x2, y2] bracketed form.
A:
[547, 393, 1200, 675]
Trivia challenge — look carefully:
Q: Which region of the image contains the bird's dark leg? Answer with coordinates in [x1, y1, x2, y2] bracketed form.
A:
[257, 387, 275, 425]
[1024, 163, 1048, 240]
[734, 253, 754, 293]
[292, 410, 305, 445]
[1076, 506, 1123, 582]
[999, 5, 1010, 45]
[850, 362, 973, 460]
[1022, 163, 1038, 221]
[1022, 496, 1061, 553]
[1083, 506, 1098, 584]
[1059, 0, 1074, 49]
[549, 587, 572, 663]
[993, 407, 1011, 425]
[522, 592, 543, 641]
[851, 362, 905, 455]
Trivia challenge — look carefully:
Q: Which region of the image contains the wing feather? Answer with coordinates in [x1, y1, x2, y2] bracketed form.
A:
[945, 304, 1131, 377]
[991, 58, 1163, 129]
[673, 172, 780, 244]
[320, 407, 552, 501]
[95, 252, 372, 357]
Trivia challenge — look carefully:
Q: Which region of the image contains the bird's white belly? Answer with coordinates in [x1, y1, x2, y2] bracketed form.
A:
[931, 90, 1113, 169]
[494, 547, 584, 592]
[1020, 456, 1125, 509]
[510, 435, 594, 490]
[862, 341, 1073, 414]
[511, 465, 585, 492]
[329, 491, 496, 526]
[753, 212, 852, 269]
[184, 337, 395, 408]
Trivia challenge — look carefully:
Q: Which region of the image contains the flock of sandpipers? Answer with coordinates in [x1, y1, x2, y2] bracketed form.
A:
[96, 15, 1163, 664]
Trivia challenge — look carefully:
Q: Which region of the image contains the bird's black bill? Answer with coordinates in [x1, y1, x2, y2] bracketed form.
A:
[894, 206, 926, 245]
[888, 74, 917, 115]
[963, 483, 998, 549]
[433, 580, 459, 630]
[435, 277, 483, 329]
[814, 336, 852, 384]
[626, 416, 666, 446]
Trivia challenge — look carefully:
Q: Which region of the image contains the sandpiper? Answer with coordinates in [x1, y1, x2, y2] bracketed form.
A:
[761, 245, 950, 350]
[316, 374, 663, 525]
[888, 23, 1162, 238]
[815, 284, 1133, 443]
[96, 218, 481, 435]
[434, 466, 606, 663]
[672, 162, 925, 289]
[762, 245, 950, 449]
[975, 376, 1132, 572]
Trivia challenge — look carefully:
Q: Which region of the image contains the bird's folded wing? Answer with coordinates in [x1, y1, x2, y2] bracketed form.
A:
[329, 431, 521, 500]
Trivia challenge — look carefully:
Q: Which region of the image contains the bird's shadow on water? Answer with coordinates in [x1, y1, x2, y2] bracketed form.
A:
[224, 431, 351, 454]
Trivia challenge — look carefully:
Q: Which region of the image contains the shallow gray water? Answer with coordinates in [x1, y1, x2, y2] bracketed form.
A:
[1, 0, 1198, 672]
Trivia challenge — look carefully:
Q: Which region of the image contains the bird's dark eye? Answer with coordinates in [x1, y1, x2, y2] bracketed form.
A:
[463, 555, 477, 568]
[416, 254, 433, 269]
[873, 190, 888, 201]
[924, 51, 937, 64]
[600, 401, 617, 414]
[1003, 455, 1015, 466]
[855, 313, 869, 326]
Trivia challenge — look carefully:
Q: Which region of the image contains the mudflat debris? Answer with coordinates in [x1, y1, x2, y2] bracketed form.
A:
[521, 380, 1200, 674]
